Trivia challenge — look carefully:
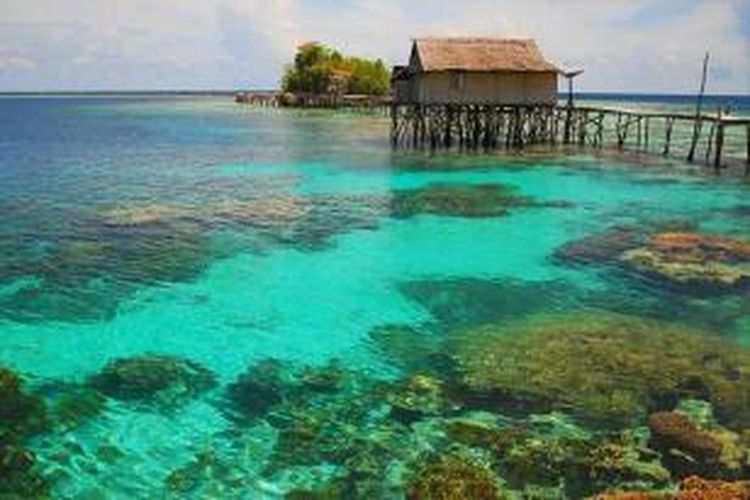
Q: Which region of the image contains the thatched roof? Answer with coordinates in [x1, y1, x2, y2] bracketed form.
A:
[412, 38, 559, 73]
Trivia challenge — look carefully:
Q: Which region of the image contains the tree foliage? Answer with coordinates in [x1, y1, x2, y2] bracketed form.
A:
[281, 42, 390, 96]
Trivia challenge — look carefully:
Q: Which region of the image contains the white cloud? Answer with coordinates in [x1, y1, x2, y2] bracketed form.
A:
[0, 0, 747, 92]
[0, 55, 36, 70]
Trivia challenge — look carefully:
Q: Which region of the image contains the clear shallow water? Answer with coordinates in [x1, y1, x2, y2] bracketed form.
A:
[2, 96, 750, 498]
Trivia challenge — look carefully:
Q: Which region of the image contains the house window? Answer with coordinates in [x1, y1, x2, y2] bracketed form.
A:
[451, 72, 465, 91]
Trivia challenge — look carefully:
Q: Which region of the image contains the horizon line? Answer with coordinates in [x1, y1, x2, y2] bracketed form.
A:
[1, 89, 749, 97]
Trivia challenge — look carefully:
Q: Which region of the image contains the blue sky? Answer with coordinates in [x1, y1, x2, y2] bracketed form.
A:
[0, 0, 748, 93]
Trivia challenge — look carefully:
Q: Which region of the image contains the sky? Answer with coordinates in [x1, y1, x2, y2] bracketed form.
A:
[0, 0, 748, 94]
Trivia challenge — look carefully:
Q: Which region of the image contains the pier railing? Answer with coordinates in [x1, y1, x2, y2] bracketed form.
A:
[390, 103, 750, 174]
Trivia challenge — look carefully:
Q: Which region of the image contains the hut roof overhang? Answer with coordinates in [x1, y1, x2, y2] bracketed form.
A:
[412, 37, 560, 74]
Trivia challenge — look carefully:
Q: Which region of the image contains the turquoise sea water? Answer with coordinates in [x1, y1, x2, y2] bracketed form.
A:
[2, 96, 750, 498]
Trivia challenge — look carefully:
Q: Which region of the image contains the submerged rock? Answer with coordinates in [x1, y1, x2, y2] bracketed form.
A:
[89, 354, 217, 407]
[406, 453, 505, 499]
[449, 313, 750, 428]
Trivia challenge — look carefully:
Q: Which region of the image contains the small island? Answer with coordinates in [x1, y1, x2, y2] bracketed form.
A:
[236, 42, 391, 108]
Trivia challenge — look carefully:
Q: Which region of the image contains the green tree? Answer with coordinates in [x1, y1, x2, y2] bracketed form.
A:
[281, 42, 390, 96]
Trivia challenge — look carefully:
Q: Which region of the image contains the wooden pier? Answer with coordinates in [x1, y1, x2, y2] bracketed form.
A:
[235, 91, 391, 113]
[390, 103, 750, 173]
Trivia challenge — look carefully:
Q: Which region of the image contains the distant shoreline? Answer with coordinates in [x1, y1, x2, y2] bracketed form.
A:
[2, 91, 748, 115]
[1, 90, 748, 99]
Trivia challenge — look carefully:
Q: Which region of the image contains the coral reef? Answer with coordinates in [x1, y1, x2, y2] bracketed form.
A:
[209, 195, 310, 226]
[648, 411, 749, 480]
[556, 228, 750, 293]
[99, 204, 188, 227]
[444, 419, 525, 455]
[225, 359, 290, 420]
[398, 278, 576, 332]
[367, 324, 444, 373]
[386, 374, 449, 424]
[576, 439, 671, 497]
[0, 367, 46, 437]
[677, 475, 750, 499]
[449, 313, 750, 428]
[389, 183, 565, 219]
[621, 232, 750, 290]
[648, 412, 722, 478]
[0, 439, 49, 499]
[554, 227, 643, 266]
[88, 354, 217, 408]
[596, 476, 750, 499]
[0, 223, 213, 323]
[0, 367, 49, 498]
[406, 453, 505, 499]
[34, 381, 106, 432]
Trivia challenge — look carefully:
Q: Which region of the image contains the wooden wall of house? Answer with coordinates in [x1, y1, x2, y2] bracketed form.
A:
[411, 71, 557, 105]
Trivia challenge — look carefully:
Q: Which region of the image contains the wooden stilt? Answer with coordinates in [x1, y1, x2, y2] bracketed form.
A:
[714, 111, 724, 171]
[388, 102, 747, 177]
[663, 117, 674, 156]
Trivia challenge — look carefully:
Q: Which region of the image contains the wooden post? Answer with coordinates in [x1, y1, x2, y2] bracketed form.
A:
[746, 124, 750, 176]
[636, 116, 642, 149]
[390, 104, 398, 147]
[713, 111, 724, 171]
[688, 52, 710, 162]
[704, 120, 716, 164]
[644, 117, 650, 152]
[663, 117, 674, 155]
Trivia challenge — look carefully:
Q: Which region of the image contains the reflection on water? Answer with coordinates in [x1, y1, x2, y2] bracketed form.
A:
[1, 97, 750, 498]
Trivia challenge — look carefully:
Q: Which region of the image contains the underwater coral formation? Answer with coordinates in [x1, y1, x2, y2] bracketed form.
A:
[648, 412, 723, 478]
[648, 411, 749, 480]
[389, 182, 569, 219]
[406, 453, 505, 499]
[35, 380, 106, 432]
[0, 366, 49, 498]
[554, 227, 643, 266]
[449, 313, 750, 428]
[621, 232, 750, 290]
[88, 354, 217, 408]
[225, 358, 290, 420]
[555, 227, 750, 293]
